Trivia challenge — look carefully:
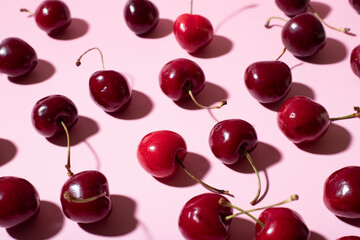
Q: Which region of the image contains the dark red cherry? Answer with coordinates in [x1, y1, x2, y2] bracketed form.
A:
[277, 96, 330, 144]
[26, 0, 71, 35]
[76, 48, 132, 113]
[281, 12, 326, 58]
[0, 37, 37, 78]
[0, 176, 40, 228]
[178, 193, 233, 240]
[60, 170, 112, 223]
[350, 44, 360, 79]
[323, 166, 360, 219]
[173, 0, 213, 53]
[124, 0, 159, 35]
[244, 60, 292, 104]
[349, 0, 360, 14]
[31, 94, 78, 138]
[275, 0, 309, 17]
[337, 237, 360, 240]
[255, 207, 310, 239]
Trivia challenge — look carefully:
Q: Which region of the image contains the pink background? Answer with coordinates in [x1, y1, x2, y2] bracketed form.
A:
[1, 0, 360, 239]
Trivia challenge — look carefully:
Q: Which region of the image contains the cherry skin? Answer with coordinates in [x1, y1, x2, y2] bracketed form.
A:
[31, 94, 78, 138]
[0, 37, 37, 78]
[323, 166, 360, 219]
[60, 170, 112, 223]
[178, 193, 233, 240]
[350, 44, 360, 79]
[255, 207, 310, 240]
[281, 12, 326, 58]
[277, 96, 330, 144]
[0, 176, 40, 228]
[209, 119, 257, 165]
[275, 0, 309, 17]
[33, 0, 71, 35]
[349, 0, 360, 14]
[124, 0, 159, 35]
[244, 61, 292, 104]
[337, 237, 360, 240]
[159, 58, 205, 102]
[137, 130, 186, 178]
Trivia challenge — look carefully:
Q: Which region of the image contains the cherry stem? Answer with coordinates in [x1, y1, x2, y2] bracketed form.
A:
[190, 0, 193, 14]
[219, 198, 265, 228]
[329, 106, 360, 121]
[63, 191, 107, 203]
[228, 194, 299, 219]
[20, 8, 34, 15]
[186, 84, 227, 109]
[241, 148, 261, 205]
[276, 47, 287, 61]
[76, 47, 105, 70]
[308, 4, 350, 34]
[60, 121, 74, 177]
[175, 156, 234, 197]
[264, 16, 288, 28]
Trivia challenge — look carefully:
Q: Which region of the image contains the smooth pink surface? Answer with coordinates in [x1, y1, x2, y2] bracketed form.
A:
[1, 0, 360, 239]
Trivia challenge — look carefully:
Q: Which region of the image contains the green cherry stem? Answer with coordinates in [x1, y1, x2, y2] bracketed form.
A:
[264, 16, 288, 28]
[241, 147, 261, 205]
[186, 84, 227, 109]
[76, 47, 105, 70]
[20, 8, 34, 15]
[60, 121, 74, 177]
[308, 4, 350, 34]
[190, 0, 193, 15]
[329, 106, 360, 121]
[175, 156, 234, 197]
[63, 191, 107, 203]
[219, 198, 265, 228]
[276, 47, 287, 61]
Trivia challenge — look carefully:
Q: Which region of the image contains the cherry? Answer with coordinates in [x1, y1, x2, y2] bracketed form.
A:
[173, 0, 214, 53]
[0, 176, 40, 228]
[275, 0, 309, 17]
[159, 58, 226, 109]
[137, 130, 232, 196]
[31, 94, 78, 138]
[76, 47, 132, 113]
[178, 193, 233, 240]
[350, 0, 360, 13]
[337, 237, 360, 240]
[323, 166, 360, 219]
[21, 0, 71, 35]
[209, 119, 261, 205]
[255, 207, 310, 239]
[350, 44, 360, 79]
[244, 60, 292, 104]
[124, 0, 159, 35]
[277, 96, 360, 144]
[0, 37, 37, 78]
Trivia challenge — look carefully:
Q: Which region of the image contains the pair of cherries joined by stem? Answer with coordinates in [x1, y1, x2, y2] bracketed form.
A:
[76, 48, 132, 113]
[31, 94, 112, 223]
[173, 0, 214, 53]
[21, 0, 71, 36]
[277, 96, 360, 144]
[178, 192, 307, 240]
[159, 58, 227, 109]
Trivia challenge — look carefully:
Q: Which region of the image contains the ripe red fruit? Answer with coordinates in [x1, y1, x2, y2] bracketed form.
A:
[337, 237, 360, 240]
[349, 0, 360, 13]
[275, 0, 309, 17]
[350, 44, 360, 79]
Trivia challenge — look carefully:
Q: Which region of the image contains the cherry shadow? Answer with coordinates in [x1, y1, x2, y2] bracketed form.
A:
[108, 90, 153, 120]
[8, 59, 55, 84]
[190, 35, 233, 58]
[175, 82, 229, 110]
[296, 123, 351, 154]
[299, 37, 347, 64]
[262, 82, 315, 112]
[6, 201, 64, 240]
[0, 139, 17, 167]
[337, 216, 360, 228]
[309, 231, 328, 240]
[79, 194, 138, 236]
[47, 115, 99, 147]
[226, 142, 282, 174]
[229, 217, 255, 239]
[139, 18, 173, 39]
[155, 152, 210, 188]
[308, 1, 332, 18]
[50, 18, 89, 40]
